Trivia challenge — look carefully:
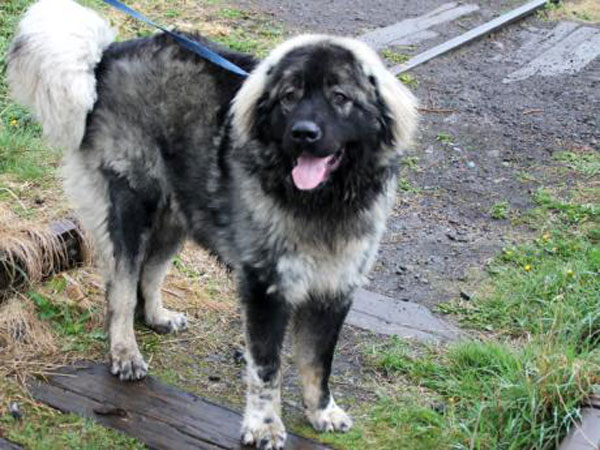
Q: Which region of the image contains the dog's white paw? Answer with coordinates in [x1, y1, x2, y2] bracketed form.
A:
[241, 413, 287, 450]
[146, 307, 188, 335]
[110, 343, 148, 381]
[306, 400, 352, 433]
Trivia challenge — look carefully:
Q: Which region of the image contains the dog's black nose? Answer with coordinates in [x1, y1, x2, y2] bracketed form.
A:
[291, 121, 322, 143]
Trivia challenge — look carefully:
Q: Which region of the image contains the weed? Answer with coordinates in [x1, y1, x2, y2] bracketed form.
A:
[489, 201, 509, 220]
[401, 156, 420, 171]
[1, 412, 144, 449]
[398, 178, 421, 193]
[398, 73, 418, 88]
[554, 150, 600, 177]
[436, 132, 453, 145]
[542, 0, 600, 23]
[29, 291, 95, 337]
[381, 49, 410, 65]
[217, 7, 246, 20]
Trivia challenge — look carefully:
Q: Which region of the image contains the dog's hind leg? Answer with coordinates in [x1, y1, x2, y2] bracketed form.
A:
[103, 169, 161, 381]
[239, 267, 289, 450]
[138, 212, 188, 334]
[292, 296, 353, 433]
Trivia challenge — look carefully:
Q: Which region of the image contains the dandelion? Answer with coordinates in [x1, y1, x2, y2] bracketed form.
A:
[524, 264, 532, 272]
[10, 118, 18, 127]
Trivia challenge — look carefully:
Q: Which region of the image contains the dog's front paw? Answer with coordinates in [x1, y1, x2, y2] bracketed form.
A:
[306, 400, 352, 433]
[146, 308, 188, 334]
[241, 413, 287, 450]
[109, 344, 148, 381]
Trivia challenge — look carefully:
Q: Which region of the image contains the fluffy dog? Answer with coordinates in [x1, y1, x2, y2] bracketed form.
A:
[7, 0, 417, 447]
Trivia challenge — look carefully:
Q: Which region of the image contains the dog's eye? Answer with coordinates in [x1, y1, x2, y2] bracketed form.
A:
[281, 90, 298, 106]
[333, 92, 349, 106]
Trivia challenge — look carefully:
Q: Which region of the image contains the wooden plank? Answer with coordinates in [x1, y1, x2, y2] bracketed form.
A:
[29, 363, 330, 450]
[0, 438, 23, 450]
[392, 0, 551, 74]
[359, 2, 479, 49]
[503, 26, 600, 83]
[0, 219, 84, 294]
[348, 289, 462, 342]
[558, 408, 600, 450]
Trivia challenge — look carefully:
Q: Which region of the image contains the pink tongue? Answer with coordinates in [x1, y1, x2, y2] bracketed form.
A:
[292, 154, 334, 190]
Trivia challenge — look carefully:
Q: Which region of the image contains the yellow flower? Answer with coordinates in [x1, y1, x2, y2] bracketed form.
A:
[10, 118, 18, 127]
[542, 233, 550, 242]
[566, 269, 574, 278]
[524, 264, 532, 272]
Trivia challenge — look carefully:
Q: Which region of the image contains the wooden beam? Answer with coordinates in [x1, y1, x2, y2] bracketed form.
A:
[392, 0, 551, 74]
[29, 363, 330, 450]
[0, 219, 84, 294]
[0, 438, 23, 450]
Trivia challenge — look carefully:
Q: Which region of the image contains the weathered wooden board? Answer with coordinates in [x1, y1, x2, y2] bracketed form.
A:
[29, 363, 329, 450]
[0, 438, 22, 450]
[0, 219, 84, 294]
[359, 2, 479, 49]
[391, 0, 550, 74]
[348, 288, 462, 342]
[557, 408, 600, 450]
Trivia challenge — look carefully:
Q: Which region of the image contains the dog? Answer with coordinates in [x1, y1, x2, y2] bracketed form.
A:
[7, 0, 417, 447]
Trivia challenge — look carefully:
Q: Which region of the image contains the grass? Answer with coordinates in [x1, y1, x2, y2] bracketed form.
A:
[554, 150, 600, 177]
[436, 131, 454, 145]
[490, 201, 510, 220]
[381, 48, 410, 65]
[360, 183, 600, 449]
[543, 0, 600, 23]
[398, 73, 418, 88]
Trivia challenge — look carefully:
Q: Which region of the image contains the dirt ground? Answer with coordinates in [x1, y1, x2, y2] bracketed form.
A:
[237, 0, 600, 310]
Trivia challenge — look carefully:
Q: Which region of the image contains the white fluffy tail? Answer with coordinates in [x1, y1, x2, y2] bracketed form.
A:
[7, 0, 115, 151]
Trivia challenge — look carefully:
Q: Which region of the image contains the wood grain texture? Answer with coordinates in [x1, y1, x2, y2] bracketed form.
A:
[29, 363, 330, 450]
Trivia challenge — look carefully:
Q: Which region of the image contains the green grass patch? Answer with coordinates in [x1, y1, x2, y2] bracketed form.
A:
[554, 150, 600, 177]
[381, 49, 410, 65]
[435, 131, 453, 145]
[1, 411, 144, 450]
[398, 73, 418, 88]
[369, 184, 600, 449]
[1, 0, 59, 186]
[490, 201, 510, 220]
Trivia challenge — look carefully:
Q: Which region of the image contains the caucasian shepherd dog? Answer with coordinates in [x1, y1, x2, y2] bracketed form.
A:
[8, 0, 417, 447]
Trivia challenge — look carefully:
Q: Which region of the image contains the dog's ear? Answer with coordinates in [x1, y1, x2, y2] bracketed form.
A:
[367, 72, 417, 150]
[329, 36, 418, 152]
[363, 62, 418, 153]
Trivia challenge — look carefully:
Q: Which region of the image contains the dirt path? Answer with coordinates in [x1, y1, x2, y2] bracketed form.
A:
[237, 0, 600, 311]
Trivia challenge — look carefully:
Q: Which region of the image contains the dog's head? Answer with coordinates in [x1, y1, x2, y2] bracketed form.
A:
[231, 35, 418, 203]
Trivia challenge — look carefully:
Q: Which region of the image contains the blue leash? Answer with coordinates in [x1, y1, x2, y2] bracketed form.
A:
[102, 0, 249, 77]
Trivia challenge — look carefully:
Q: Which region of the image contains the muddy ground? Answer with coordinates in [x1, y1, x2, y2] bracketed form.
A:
[238, 0, 600, 311]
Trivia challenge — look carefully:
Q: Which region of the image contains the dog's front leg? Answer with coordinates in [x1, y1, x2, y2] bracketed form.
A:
[239, 266, 289, 450]
[292, 295, 353, 433]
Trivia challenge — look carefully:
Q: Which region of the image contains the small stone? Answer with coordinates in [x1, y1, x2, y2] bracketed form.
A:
[432, 402, 447, 414]
[466, 161, 476, 169]
[9, 402, 22, 420]
[233, 348, 245, 365]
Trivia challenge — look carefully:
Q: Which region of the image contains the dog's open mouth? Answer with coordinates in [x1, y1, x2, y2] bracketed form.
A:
[291, 149, 344, 191]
